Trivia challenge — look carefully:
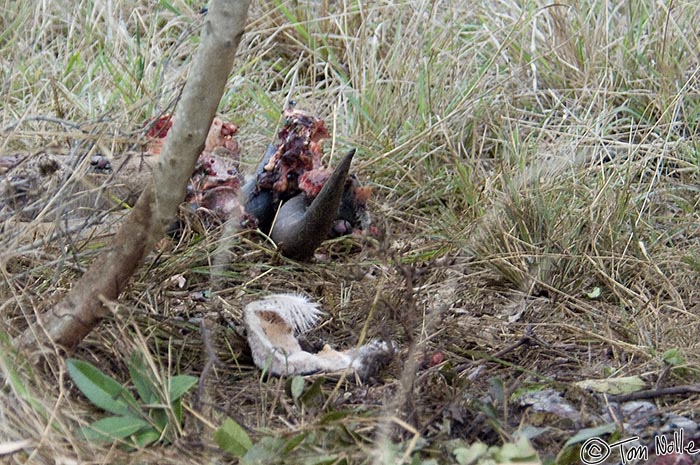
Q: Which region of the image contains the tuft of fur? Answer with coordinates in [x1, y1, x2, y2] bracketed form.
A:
[245, 293, 323, 333]
[243, 293, 392, 377]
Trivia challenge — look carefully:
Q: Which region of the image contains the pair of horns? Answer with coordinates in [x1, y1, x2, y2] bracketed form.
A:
[243, 148, 355, 261]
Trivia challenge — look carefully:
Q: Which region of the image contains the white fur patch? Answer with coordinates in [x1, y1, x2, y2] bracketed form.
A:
[244, 293, 323, 333]
[244, 293, 390, 377]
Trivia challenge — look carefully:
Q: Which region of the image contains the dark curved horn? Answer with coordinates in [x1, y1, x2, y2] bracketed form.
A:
[242, 143, 277, 230]
[271, 149, 355, 260]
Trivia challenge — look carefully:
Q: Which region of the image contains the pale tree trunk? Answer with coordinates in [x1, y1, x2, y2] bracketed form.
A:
[18, 0, 251, 351]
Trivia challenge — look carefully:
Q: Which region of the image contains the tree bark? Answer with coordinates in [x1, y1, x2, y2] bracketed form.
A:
[18, 0, 251, 351]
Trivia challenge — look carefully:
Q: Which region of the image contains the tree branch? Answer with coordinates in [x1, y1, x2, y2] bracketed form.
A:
[18, 0, 251, 351]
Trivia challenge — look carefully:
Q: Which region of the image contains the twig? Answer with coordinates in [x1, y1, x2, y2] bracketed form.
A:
[16, 0, 251, 351]
[608, 384, 700, 403]
[197, 314, 226, 408]
[10, 211, 113, 255]
[454, 326, 536, 377]
[2, 115, 84, 134]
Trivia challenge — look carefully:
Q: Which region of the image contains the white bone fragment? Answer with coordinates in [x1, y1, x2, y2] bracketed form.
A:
[244, 293, 389, 376]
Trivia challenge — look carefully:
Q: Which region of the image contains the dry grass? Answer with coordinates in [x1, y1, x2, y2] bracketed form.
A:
[2, 0, 700, 463]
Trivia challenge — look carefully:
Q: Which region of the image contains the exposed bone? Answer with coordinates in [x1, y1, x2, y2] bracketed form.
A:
[244, 293, 391, 377]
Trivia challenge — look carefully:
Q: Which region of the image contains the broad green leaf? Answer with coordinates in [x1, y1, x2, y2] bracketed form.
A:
[150, 407, 169, 433]
[489, 377, 504, 402]
[67, 359, 139, 416]
[662, 348, 685, 366]
[168, 375, 198, 402]
[128, 353, 158, 405]
[241, 436, 284, 465]
[518, 425, 550, 440]
[282, 432, 306, 454]
[299, 377, 324, 407]
[133, 428, 161, 448]
[555, 443, 581, 465]
[290, 376, 304, 402]
[214, 417, 253, 457]
[320, 410, 354, 424]
[82, 415, 149, 443]
[172, 398, 183, 424]
[453, 442, 488, 465]
[493, 437, 538, 462]
[510, 383, 548, 401]
[563, 423, 617, 447]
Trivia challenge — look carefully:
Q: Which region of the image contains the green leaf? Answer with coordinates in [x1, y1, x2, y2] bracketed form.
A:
[241, 436, 284, 465]
[493, 437, 538, 462]
[489, 377, 504, 403]
[150, 408, 169, 433]
[214, 417, 253, 457]
[574, 375, 645, 395]
[555, 443, 581, 465]
[320, 410, 354, 424]
[518, 425, 550, 440]
[168, 375, 198, 402]
[82, 415, 149, 443]
[290, 376, 305, 402]
[282, 432, 306, 454]
[67, 359, 140, 416]
[299, 377, 325, 407]
[172, 398, 183, 425]
[510, 383, 547, 401]
[133, 428, 161, 448]
[662, 348, 685, 366]
[586, 287, 602, 299]
[453, 442, 488, 465]
[563, 423, 617, 448]
[128, 353, 158, 405]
